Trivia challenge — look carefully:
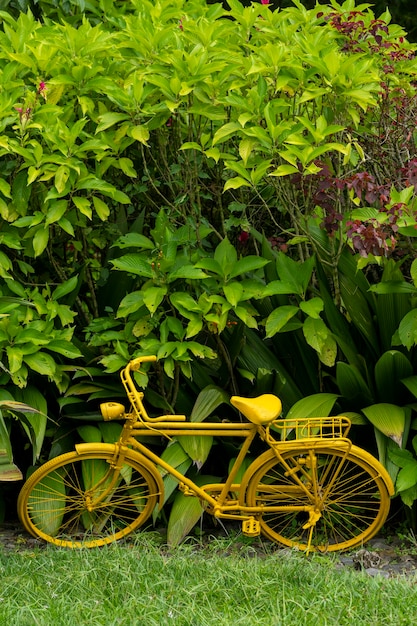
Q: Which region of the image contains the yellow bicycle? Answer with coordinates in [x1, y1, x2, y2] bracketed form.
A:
[18, 356, 394, 552]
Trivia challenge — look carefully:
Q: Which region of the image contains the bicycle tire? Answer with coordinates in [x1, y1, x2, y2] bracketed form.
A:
[18, 448, 160, 548]
[243, 445, 391, 552]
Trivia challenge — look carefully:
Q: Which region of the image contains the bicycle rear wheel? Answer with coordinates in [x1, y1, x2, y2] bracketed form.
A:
[243, 445, 391, 552]
[18, 449, 160, 548]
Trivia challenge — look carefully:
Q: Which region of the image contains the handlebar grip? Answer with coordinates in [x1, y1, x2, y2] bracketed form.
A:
[130, 355, 157, 370]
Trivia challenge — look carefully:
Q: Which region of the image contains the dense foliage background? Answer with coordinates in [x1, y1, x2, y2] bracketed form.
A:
[1, 0, 417, 535]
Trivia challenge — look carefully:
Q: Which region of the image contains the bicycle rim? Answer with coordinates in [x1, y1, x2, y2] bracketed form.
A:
[244, 446, 391, 552]
[17, 450, 160, 548]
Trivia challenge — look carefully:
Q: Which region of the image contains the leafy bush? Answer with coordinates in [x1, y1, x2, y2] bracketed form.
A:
[2, 0, 417, 530]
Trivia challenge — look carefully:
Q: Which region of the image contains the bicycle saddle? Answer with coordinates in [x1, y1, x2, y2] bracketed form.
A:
[230, 394, 282, 425]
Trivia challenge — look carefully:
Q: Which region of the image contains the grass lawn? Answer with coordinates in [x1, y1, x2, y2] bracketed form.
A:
[0, 532, 416, 626]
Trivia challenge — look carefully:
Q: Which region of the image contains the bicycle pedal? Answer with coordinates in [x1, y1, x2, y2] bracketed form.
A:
[242, 519, 260, 537]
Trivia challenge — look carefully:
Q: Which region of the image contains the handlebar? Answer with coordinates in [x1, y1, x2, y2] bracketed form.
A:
[129, 355, 157, 371]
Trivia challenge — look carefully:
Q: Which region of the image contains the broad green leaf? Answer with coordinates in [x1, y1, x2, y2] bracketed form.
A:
[117, 291, 145, 317]
[229, 256, 269, 278]
[143, 286, 167, 315]
[112, 234, 154, 249]
[52, 276, 78, 300]
[269, 164, 299, 176]
[190, 385, 230, 423]
[194, 258, 223, 277]
[336, 362, 372, 404]
[369, 281, 417, 294]
[223, 177, 252, 191]
[33, 227, 49, 258]
[111, 254, 153, 277]
[54, 166, 70, 194]
[46, 340, 82, 359]
[214, 238, 237, 280]
[73, 196, 92, 218]
[374, 351, 413, 403]
[265, 306, 299, 338]
[223, 282, 243, 307]
[167, 266, 208, 282]
[77, 425, 102, 443]
[0, 461, 22, 481]
[0, 412, 12, 463]
[396, 461, 417, 493]
[302, 317, 337, 367]
[0, 178, 12, 199]
[96, 112, 130, 133]
[398, 310, 417, 350]
[130, 125, 150, 145]
[362, 403, 406, 447]
[401, 375, 417, 399]
[27, 468, 66, 535]
[93, 196, 110, 221]
[299, 297, 324, 319]
[262, 280, 296, 296]
[170, 292, 202, 318]
[45, 200, 68, 225]
[287, 393, 339, 419]
[167, 475, 218, 546]
[24, 352, 56, 377]
[388, 446, 414, 469]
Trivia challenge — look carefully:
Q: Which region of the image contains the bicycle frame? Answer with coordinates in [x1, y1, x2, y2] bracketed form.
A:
[93, 387, 354, 536]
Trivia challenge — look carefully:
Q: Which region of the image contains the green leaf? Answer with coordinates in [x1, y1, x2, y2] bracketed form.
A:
[362, 403, 406, 447]
[287, 394, 339, 419]
[0, 412, 12, 464]
[143, 286, 167, 315]
[262, 280, 297, 296]
[265, 306, 299, 338]
[0, 461, 23, 481]
[302, 317, 337, 367]
[396, 461, 417, 493]
[45, 200, 68, 226]
[398, 310, 417, 349]
[167, 475, 218, 546]
[269, 164, 300, 176]
[27, 468, 66, 534]
[93, 196, 110, 221]
[229, 256, 269, 278]
[214, 238, 237, 280]
[33, 227, 49, 258]
[223, 282, 243, 307]
[52, 276, 78, 300]
[77, 425, 102, 443]
[46, 340, 82, 359]
[130, 125, 150, 145]
[299, 298, 323, 319]
[369, 281, 417, 294]
[112, 234, 154, 249]
[167, 266, 208, 282]
[111, 254, 153, 277]
[374, 351, 413, 404]
[117, 291, 145, 317]
[24, 353, 56, 377]
[223, 177, 252, 191]
[96, 112, 130, 133]
[336, 362, 373, 404]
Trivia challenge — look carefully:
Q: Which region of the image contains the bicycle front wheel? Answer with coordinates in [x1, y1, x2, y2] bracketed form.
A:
[18, 449, 160, 548]
[244, 446, 391, 552]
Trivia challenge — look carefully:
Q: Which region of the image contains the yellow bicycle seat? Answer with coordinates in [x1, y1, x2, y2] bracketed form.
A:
[230, 394, 282, 425]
